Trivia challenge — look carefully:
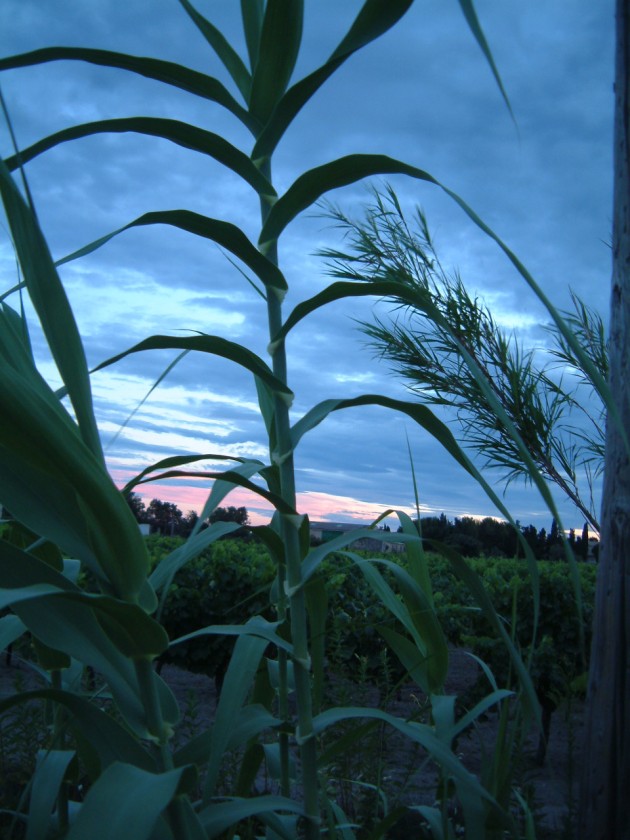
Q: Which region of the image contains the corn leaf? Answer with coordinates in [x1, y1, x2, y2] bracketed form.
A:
[0, 158, 102, 459]
[0, 362, 149, 600]
[27, 749, 76, 840]
[177, 0, 251, 101]
[456, 0, 512, 118]
[57, 210, 285, 296]
[241, 0, 265, 71]
[174, 704, 281, 767]
[351, 555, 448, 693]
[312, 706, 496, 808]
[0, 688, 155, 773]
[202, 631, 271, 801]
[65, 762, 196, 840]
[0, 47, 259, 132]
[5, 118, 275, 198]
[123, 453, 253, 495]
[249, 0, 303, 124]
[252, 0, 414, 159]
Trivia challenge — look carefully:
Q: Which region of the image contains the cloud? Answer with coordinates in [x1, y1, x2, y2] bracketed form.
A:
[1, 1, 612, 533]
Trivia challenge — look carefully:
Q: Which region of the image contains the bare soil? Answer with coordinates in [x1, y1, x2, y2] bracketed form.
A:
[0, 648, 582, 838]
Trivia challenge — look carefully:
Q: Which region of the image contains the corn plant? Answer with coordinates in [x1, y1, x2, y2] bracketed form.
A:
[0, 3, 583, 838]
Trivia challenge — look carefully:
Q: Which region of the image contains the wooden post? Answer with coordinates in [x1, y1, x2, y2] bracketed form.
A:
[579, 1, 630, 836]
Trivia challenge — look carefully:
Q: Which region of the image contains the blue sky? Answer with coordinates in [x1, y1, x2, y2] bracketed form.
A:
[0, 1, 614, 531]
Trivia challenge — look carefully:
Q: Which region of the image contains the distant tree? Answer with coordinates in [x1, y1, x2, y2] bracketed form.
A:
[125, 492, 148, 524]
[209, 506, 249, 527]
[180, 510, 200, 538]
[209, 506, 250, 538]
[146, 499, 184, 536]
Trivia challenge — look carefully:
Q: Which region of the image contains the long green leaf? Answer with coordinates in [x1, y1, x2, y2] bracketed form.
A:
[352, 556, 448, 693]
[171, 617, 293, 658]
[94, 333, 292, 403]
[0, 688, 155, 774]
[57, 209, 285, 296]
[177, 0, 251, 101]
[174, 704, 281, 767]
[202, 632, 270, 801]
[5, 118, 275, 198]
[65, 762, 196, 840]
[0, 158, 102, 458]
[269, 279, 408, 351]
[259, 154, 440, 247]
[27, 749, 75, 840]
[123, 453, 252, 495]
[312, 706, 498, 809]
[0, 362, 149, 601]
[301, 525, 418, 584]
[241, 0, 265, 71]
[252, 0, 414, 159]
[249, 0, 303, 124]
[0, 587, 168, 667]
[456, 0, 513, 118]
[132, 468, 294, 516]
[0, 47, 259, 132]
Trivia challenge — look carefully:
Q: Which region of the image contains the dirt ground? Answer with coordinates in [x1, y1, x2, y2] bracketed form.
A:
[0, 647, 582, 838]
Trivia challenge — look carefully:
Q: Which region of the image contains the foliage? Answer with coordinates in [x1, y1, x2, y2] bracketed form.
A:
[322, 188, 606, 533]
[0, 2, 591, 838]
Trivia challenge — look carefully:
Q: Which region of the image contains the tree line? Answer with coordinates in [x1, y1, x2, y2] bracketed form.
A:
[125, 493, 250, 538]
[413, 513, 596, 560]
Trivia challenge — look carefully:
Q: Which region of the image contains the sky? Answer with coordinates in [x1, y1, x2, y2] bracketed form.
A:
[0, 1, 615, 532]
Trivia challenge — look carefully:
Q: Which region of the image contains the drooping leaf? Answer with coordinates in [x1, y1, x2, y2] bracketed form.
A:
[94, 332, 292, 403]
[174, 704, 281, 768]
[5, 118, 275, 198]
[0, 47, 259, 132]
[150, 521, 241, 596]
[57, 209, 285, 296]
[123, 453, 251, 495]
[456, 0, 513, 118]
